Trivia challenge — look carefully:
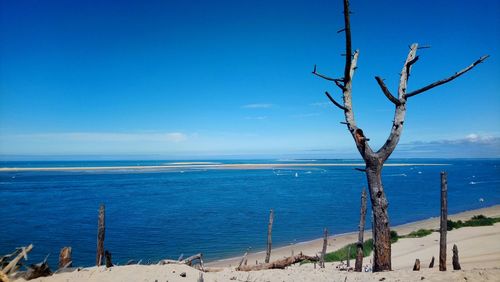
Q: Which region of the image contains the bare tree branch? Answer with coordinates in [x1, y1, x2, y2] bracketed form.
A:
[375, 77, 401, 106]
[405, 55, 489, 98]
[312, 65, 337, 81]
[312, 65, 345, 90]
[376, 44, 418, 161]
[325, 91, 348, 111]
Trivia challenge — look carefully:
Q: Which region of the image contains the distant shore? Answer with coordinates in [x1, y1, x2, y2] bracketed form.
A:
[0, 162, 450, 172]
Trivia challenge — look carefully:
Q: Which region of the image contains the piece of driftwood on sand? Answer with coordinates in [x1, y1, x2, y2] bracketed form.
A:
[159, 253, 205, 271]
[237, 253, 319, 271]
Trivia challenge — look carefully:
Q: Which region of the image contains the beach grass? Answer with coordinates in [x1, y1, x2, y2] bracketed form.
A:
[400, 228, 434, 238]
[447, 214, 500, 231]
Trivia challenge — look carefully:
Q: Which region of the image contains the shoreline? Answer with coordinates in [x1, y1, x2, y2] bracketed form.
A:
[11, 204, 500, 282]
[206, 204, 500, 268]
[0, 162, 450, 172]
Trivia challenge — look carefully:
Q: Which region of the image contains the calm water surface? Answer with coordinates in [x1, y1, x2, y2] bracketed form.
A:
[0, 159, 498, 267]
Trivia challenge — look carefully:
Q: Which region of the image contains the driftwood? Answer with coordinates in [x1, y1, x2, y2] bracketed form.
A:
[429, 256, 435, 268]
[452, 244, 461, 270]
[413, 259, 420, 271]
[320, 228, 328, 268]
[24, 256, 52, 280]
[237, 252, 248, 269]
[1, 244, 33, 275]
[237, 253, 318, 271]
[439, 172, 447, 271]
[96, 204, 106, 266]
[159, 253, 205, 271]
[355, 188, 367, 272]
[0, 271, 9, 282]
[265, 209, 274, 263]
[58, 247, 72, 269]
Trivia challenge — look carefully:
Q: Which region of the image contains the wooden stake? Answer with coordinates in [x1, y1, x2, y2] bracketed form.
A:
[320, 228, 328, 268]
[58, 247, 72, 269]
[429, 256, 435, 268]
[105, 250, 113, 268]
[439, 172, 447, 271]
[355, 188, 367, 272]
[452, 244, 461, 270]
[265, 209, 274, 263]
[413, 259, 420, 271]
[96, 204, 105, 266]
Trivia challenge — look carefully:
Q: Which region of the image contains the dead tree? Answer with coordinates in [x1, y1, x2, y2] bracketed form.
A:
[96, 204, 105, 266]
[439, 172, 447, 271]
[265, 209, 274, 263]
[355, 188, 367, 272]
[312, 0, 487, 271]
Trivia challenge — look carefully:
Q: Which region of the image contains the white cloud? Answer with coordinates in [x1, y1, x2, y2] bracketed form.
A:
[242, 103, 273, 109]
[245, 116, 268, 120]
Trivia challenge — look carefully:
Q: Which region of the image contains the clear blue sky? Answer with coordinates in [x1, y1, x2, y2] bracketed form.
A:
[1, 0, 499, 159]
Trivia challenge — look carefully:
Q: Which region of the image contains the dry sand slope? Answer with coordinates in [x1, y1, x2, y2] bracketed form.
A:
[11, 205, 500, 282]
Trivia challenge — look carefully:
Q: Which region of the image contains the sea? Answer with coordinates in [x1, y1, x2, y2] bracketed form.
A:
[0, 159, 499, 267]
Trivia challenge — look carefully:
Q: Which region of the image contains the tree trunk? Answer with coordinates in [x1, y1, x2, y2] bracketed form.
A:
[366, 165, 391, 271]
[355, 188, 367, 272]
[265, 209, 274, 263]
[439, 172, 447, 271]
[96, 204, 105, 266]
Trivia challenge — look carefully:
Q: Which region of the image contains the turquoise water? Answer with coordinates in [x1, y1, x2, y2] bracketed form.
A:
[0, 159, 498, 267]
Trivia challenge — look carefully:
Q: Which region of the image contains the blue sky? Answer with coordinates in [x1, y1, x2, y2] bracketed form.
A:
[1, 0, 499, 159]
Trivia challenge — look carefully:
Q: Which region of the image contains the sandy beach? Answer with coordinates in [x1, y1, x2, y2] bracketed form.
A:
[9, 205, 500, 281]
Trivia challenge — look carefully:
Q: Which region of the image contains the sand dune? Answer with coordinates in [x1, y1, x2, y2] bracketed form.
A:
[9, 205, 500, 281]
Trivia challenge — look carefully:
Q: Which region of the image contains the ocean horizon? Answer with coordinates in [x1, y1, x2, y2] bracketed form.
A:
[1, 158, 499, 268]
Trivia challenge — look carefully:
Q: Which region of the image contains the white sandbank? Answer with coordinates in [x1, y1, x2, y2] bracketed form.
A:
[0, 163, 449, 172]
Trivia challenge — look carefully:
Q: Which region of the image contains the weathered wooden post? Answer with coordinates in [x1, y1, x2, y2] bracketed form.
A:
[355, 188, 367, 272]
[265, 209, 274, 263]
[105, 250, 113, 268]
[96, 204, 105, 266]
[58, 247, 72, 269]
[429, 256, 435, 268]
[347, 245, 351, 267]
[320, 228, 328, 268]
[413, 259, 420, 271]
[452, 244, 461, 270]
[439, 172, 447, 271]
